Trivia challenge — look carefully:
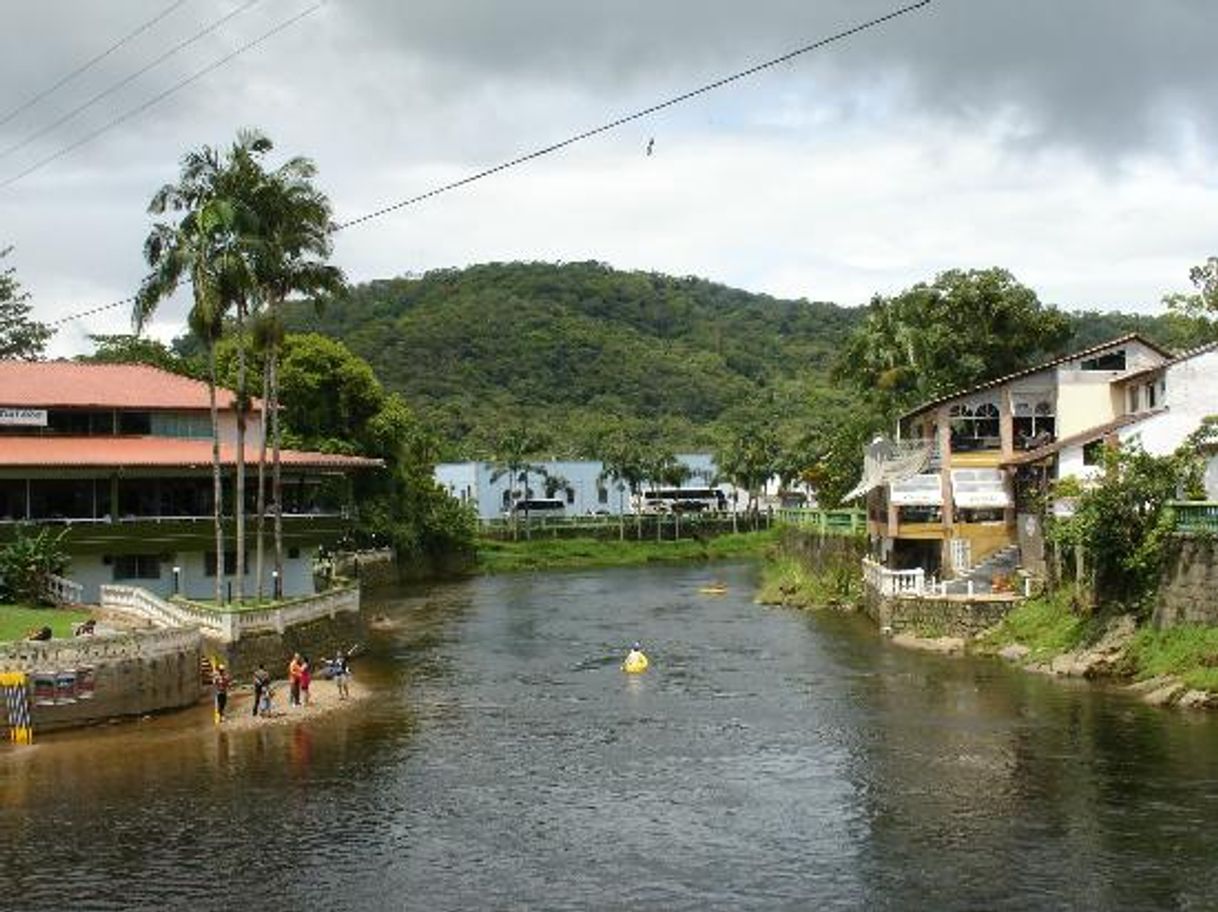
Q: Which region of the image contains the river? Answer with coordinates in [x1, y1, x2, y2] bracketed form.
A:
[4, 562, 1218, 911]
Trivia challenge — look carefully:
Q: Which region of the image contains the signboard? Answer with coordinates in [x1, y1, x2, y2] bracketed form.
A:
[0, 408, 47, 426]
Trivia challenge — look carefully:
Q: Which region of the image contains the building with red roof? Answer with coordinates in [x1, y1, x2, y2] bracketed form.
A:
[0, 360, 381, 602]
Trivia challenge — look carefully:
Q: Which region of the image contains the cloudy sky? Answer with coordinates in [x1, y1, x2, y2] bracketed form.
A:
[2, 0, 1217, 354]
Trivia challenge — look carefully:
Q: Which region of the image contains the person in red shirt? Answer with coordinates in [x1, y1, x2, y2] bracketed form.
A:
[288, 654, 304, 707]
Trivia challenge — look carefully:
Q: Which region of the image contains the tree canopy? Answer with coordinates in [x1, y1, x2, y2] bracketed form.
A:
[0, 247, 53, 361]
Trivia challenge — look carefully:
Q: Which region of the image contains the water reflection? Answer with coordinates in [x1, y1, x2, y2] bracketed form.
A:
[3, 563, 1218, 911]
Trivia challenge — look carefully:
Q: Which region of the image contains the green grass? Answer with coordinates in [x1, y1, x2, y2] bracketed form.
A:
[475, 529, 779, 573]
[1127, 626, 1218, 692]
[756, 554, 861, 610]
[975, 587, 1093, 660]
[0, 604, 93, 643]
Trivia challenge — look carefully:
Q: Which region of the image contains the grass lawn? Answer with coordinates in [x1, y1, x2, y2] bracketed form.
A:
[476, 529, 779, 573]
[0, 604, 93, 643]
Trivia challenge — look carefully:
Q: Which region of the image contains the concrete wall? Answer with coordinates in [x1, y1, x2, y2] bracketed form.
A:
[0, 629, 203, 732]
[864, 588, 1019, 638]
[1156, 537, 1218, 628]
[214, 609, 366, 681]
[68, 547, 318, 604]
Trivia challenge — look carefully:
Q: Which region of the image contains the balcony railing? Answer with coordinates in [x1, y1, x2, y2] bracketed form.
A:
[862, 557, 926, 597]
[1169, 501, 1218, 534]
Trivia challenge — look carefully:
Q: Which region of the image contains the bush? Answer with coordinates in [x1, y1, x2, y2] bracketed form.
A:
[0, 526, 69, 605]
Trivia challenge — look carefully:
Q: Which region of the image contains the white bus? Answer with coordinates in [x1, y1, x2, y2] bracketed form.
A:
[507, 498, 567, 519]
[638, 487, 727, 514]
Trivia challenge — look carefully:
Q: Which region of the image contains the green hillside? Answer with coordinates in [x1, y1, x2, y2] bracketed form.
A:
[281, 261, 863, 456]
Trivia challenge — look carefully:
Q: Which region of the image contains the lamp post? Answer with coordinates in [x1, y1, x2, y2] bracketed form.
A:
[172, 565, 181, 597]
[272, 569, 281, 601]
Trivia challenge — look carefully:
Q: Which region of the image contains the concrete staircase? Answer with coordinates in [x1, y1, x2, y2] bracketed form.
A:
[944, 544, 1021, 595]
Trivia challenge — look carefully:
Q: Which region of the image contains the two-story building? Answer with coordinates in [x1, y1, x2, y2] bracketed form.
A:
[851, 334, 1175, 579]
[0, 361, 380, 602]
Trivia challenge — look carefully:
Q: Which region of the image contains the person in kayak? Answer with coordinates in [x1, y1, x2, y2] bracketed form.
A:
[622, 642, 649, 673]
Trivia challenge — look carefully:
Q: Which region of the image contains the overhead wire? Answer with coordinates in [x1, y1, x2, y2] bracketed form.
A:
[37, 0, 930, 329]
[1, 0, 264, 162]
[0, 0, 191, 130]
[0, 2, 322, 192]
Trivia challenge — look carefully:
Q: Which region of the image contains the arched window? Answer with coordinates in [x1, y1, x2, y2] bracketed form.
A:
[949, 399, 1000, 450]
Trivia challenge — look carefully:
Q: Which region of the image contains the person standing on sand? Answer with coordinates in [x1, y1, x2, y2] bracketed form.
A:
[288, 653, 303, 707]
[300, 655, 312, 707]
[212, 663, 231, 722]
[252, 664, 270, 717]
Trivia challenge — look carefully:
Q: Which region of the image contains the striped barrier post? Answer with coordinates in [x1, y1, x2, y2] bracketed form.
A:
[1, 671, 34, 745]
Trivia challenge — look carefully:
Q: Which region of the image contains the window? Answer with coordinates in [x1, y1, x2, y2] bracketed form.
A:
[1083, 440, 1105, 466]
[1128, 387, 1140, 414]
[1144, 382, 1157, 409]
[113, 554, 160, 580]
[118, 411, 152, 434]
[949, 400, 1001, 450]
[1013, 396, 1056, 448]
[565, 487, 576, 505]
[204, 551, 246, 576]
[597, 485, 609, 505]
[1080, 350, 1125, 371]
[288, 546, 301, 560]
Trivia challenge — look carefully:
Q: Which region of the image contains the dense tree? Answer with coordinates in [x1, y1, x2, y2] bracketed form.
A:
[836, 268, 1073, 419]
[489, 425, 551, 540]
[715, 423, 780, 530]
[0, 247, 52, 361]
[79, 334, 187, 372]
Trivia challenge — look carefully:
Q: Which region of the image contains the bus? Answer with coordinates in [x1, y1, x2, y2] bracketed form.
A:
[638, 488, 727, 514]
[507, 498, 566, 519]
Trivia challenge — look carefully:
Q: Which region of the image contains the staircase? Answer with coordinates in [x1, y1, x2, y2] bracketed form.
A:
[944, 544, 1021, 596]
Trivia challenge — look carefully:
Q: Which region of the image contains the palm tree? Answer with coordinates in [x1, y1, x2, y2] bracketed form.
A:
[598, 434, 647, 541]
[489, 425, 548, 541]
[134, 199, 240, 605]
[239, 143, 343, 598]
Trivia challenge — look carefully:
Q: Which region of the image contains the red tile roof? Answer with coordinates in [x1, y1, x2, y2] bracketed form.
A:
[0, 361, 254, 410]
[0, 437, 381, 470]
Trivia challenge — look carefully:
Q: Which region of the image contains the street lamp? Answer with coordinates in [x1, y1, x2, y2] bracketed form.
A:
[272, 569, 281, 600]
[172, 565, 181, 597]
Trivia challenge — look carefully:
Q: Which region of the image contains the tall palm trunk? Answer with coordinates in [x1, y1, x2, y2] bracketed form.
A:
[254, 355, 270, 600]
[271, 347, 285, 598]
[207, 343, 225, 605]
[234, 302, 247, 602]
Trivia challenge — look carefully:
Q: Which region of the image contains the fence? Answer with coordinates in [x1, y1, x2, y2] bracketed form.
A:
[98, 584, 360, 643]
[1170, 501, 1218, 534]
[0, 626, 202, 673]
[861, 557, 926, 597]
[42, 573, 84, 606]
[774, 508, 865, 535]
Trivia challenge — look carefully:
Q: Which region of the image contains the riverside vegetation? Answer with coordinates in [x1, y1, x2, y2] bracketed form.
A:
[476, 529, 779, 574]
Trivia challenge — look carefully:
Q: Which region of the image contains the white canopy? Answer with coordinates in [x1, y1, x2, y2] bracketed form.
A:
[951, 468, 1011, 509]
[890, 473, 944, 506]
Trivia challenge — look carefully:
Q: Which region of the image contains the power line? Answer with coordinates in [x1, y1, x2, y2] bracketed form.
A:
[336, 0, 930, 230]
[0, 0, 191, 130]
[1, 0, 263, 162]
[39, 0, 929, 329]
[0, 2, 321, 193]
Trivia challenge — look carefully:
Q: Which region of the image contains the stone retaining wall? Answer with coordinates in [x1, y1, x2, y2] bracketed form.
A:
[0, 628, 203, 732]
[1156, 536, 1218, 628]
[865, 589, 1021, 638]
[211, 609, 366, 681]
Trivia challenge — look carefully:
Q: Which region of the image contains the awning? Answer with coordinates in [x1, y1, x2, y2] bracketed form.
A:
[951, 468, 1010, 509]
[890, 473, 943, 506]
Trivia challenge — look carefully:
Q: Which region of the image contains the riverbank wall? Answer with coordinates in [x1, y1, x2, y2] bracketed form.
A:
[212, 609, 366, 680]
[0, 629, 203, 733]
[1155, 536, 1218, 628]
[862, 588, 1021, 638]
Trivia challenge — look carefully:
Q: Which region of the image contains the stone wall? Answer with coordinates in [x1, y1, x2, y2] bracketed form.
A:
[1155, 536, 1218, 628]
[212, 609, 366, 681]
[869, 592, 1021, 638]
[0, 629, 203, 732]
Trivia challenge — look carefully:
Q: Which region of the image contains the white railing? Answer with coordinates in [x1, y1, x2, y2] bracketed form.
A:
[100, 584, 227, 637]
[862, 557, 926, 597]
[98, 583, 359, 643]
[42, 573, 84, 606]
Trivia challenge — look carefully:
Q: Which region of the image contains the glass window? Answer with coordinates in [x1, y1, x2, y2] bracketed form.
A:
[1080, 350, 1126, 371]
[118, 411, 152, 434]
[597, 486, 609, 505]
[1145, 382, 1157, 409]
[204, 551, 246, 577]
[1083, 440, 1105, 466]
[113, 554, 160, 580]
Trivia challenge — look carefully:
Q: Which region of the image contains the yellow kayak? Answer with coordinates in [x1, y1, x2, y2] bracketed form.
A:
[698, 585, 728, 595]
[622, 652, 650, 674]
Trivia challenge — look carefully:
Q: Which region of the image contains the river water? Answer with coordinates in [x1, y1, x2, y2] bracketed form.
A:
[4, 562, 1218, 911]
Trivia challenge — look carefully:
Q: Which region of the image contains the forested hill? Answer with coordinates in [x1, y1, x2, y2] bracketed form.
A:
[281, 261, 863, 456]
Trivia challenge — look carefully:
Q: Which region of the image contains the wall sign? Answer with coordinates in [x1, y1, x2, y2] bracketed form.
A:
[0, 408, 47, 426]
